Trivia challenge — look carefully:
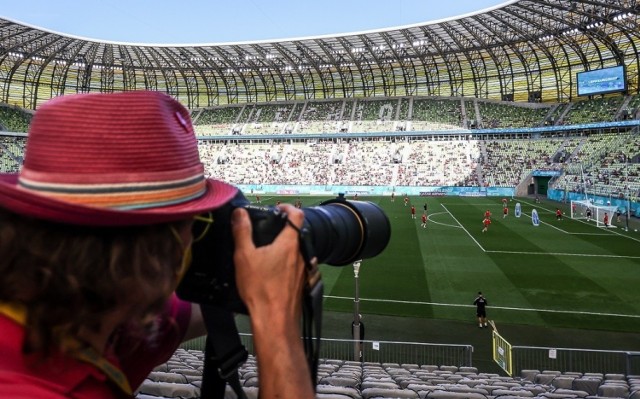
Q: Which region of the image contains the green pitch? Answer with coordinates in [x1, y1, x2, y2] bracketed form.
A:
[254, 194, 640, 334]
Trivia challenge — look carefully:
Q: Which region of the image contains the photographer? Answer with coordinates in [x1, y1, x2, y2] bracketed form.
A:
[0, 91, 313, 398]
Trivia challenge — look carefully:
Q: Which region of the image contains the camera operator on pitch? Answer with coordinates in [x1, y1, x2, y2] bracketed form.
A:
[0, 91, 391, 399]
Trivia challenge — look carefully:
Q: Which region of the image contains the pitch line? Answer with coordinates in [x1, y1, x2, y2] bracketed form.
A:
[440, 204, 486, 252]
[485, 249, 640, 259]
[324, 295, 640, 319]
[520, 212, 608, 236]
[521, 211, 569, 234]
[426, 212, 463, 229]
[520, 199, 640, 244]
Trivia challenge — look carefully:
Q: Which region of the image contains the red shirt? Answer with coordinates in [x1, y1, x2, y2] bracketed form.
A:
[421, 214, 427, 223]
[483, 218, 491, 227]
[0, 294, 191, 398]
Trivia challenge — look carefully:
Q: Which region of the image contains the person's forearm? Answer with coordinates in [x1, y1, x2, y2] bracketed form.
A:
[251, 314, 314, 398]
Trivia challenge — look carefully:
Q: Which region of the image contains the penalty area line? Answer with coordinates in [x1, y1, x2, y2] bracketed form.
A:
[426, 211, 463, 229]
[484, 249, 640, 259]
[324, 295, 640, 319]
[440, 204, 486, 252]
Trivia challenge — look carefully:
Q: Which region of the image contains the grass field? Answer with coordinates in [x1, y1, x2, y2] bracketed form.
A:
[254, 194, 640, 334]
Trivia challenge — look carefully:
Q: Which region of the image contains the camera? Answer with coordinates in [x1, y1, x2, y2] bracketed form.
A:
[176, 191, 391, 313]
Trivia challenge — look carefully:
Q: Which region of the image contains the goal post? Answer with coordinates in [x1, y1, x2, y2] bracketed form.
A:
[570, 199, 618, 227]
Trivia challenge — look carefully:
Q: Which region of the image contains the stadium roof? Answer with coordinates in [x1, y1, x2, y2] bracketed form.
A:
[1, 0, 639, 109]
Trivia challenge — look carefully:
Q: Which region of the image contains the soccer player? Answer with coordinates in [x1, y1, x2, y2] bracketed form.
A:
[503, 206, 508, 219]
[556, 208, 563, 220]
[391, 192, 395, 202]
[411, 205, 416, 219]
[404, 196, 409, 207]
[586, 207, 592, 221]
[484, 209, 491, 220]
[616, 209, 622, 223]
[482, 216, 491, 233]
[255, 194, 261, 204]
[603, 212, 609, 227]
[502, 198, 508, 208]
[421, 212, 427, 228]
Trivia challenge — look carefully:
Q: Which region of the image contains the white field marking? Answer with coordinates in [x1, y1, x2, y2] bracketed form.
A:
[426, 212, 463, 229]
[441, 204, 486, 252]
[251, 196, 274, 204]
[440, 203, 500, 207]
[520, 211, 570, 234]
[561, 232, 613, 236]
[519, 199, 640, 244]
[484, 249, 640, 259]
[324, 295, 640, 319]
[520, 212, 608, 236]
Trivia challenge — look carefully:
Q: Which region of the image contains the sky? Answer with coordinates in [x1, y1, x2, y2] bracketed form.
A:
[1, 0, 510, 44]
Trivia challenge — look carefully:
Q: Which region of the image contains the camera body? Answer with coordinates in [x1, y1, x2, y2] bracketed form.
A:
[176, 191, 390, 313]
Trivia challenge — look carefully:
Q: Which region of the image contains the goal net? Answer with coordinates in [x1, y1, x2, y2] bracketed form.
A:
[570, 199, 617, 227]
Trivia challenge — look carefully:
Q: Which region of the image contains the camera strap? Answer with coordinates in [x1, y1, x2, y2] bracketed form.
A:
[302, 277, 323, 386]
[199, 304, 248, 399]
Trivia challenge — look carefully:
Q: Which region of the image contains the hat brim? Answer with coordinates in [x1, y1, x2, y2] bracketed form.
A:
[0, 173, 238, 226]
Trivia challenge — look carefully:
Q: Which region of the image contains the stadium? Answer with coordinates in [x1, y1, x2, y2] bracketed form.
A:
[1, 0, 640, 398]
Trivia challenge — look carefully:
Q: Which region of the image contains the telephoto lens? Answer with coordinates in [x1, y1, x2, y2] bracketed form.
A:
[176, 191, 391, 311]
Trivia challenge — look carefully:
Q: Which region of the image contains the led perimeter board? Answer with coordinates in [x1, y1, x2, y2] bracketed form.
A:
[577, 65, 627, 96]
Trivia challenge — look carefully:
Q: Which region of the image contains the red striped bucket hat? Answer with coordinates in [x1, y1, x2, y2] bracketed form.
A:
[0, 91, 237, 226]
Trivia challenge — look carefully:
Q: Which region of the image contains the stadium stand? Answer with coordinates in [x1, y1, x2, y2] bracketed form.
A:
[0, 135, 26, 173]
[477, 101, 551, 129]
[186, 96, 582, 136]
[481, 138, 564, 187]
[134, 349, 640, 399]
[560, 96, 626, 125]
[0, 104, 33, 133]
[193, 105, 245, 135]
[410, 98, 464, 131]
[298, 100, 347, 134]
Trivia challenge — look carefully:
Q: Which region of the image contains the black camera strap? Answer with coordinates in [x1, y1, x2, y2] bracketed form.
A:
[302, 277, 323, 386]
[199, 304, 248, 399]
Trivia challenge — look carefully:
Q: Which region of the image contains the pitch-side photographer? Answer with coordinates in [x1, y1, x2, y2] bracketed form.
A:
[0, 91, 314, 398]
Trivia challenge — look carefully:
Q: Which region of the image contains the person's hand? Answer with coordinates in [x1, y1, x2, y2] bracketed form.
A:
[231, 204, 306, 328]
[231, 204, 314, 398]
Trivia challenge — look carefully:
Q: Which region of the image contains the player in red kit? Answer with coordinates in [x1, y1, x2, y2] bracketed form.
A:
[482, 217, 491, 233]
[556, 208, 563, 220]
[603, 212, 609, 227]
[484, 209, 491, 220]
[421, 213, 427, 228]
[411, 205, 416, 219]
[503, 206, 508, 218]
[404, 196, 409, 207]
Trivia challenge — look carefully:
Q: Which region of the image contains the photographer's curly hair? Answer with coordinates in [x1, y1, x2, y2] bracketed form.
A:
[0, 208, 187, 357]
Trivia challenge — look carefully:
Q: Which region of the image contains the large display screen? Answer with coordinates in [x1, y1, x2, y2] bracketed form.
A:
[577, 65, 627, 96]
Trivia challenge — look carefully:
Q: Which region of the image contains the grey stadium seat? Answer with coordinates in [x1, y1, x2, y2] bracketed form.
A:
[361, 387, 419, 399]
